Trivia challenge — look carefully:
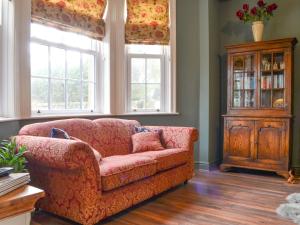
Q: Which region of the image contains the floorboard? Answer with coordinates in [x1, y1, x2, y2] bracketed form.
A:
[31, 170, 299, 225]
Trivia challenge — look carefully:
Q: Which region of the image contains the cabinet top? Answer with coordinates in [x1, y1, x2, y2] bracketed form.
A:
[226, 38, 298, 52]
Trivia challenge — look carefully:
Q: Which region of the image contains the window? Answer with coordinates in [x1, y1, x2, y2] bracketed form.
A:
[126, 44, 170, 112]
[30, 23, 101, 114]
[0, 0, 2, 26]
[1, 0, 175, 118]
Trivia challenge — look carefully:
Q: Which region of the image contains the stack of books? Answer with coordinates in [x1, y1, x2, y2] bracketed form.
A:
[0, 173, 30, 196]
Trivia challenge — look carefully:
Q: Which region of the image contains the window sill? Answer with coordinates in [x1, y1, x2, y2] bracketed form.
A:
[121, 112, 180, 116]
[0, 112, 180, 123]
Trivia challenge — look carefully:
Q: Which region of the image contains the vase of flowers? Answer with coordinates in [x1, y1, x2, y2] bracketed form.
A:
[236, 0, 278, 42]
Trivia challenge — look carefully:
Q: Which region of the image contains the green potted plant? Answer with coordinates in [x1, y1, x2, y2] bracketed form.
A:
[236, 0, 278, 42]
[0, 139, 27, 173]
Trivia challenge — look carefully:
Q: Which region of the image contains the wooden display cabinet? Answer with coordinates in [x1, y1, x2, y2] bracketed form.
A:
[221, 38, 297, 179]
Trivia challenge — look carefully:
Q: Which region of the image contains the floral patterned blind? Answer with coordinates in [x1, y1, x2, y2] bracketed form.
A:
[31, 0, 107, 41]
[125, 0, 170, 45]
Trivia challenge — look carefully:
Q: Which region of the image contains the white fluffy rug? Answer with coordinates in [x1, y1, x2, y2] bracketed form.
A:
[277, 193, 300, 224]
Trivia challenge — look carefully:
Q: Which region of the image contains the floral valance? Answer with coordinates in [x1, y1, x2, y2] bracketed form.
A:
[31, 0, 107, 41]
[125, 0, 170, 45]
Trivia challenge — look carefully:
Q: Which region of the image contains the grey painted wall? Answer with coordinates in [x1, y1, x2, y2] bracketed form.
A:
[199, 0, 221, 169]
[218, 0, 300, 169]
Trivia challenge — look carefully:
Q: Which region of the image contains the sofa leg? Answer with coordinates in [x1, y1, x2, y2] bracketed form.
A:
[184, 180, 188, 185]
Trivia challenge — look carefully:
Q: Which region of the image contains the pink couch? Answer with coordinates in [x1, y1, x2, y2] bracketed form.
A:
[16, 118, 198, 225]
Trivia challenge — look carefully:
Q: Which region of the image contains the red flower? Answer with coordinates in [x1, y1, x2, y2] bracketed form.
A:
[83, 2, 89, 9]
[251, 7, 258, 15]
[97, 0, 104, 5]
[266, 5, 273, 13]
[271, 3, 278, 10]
[155, 6, 164, 13]
[236, 10, 244, 20]
[243, 4, 249, 12]
[132, 25, 139, 31]
[257, 0, 265, 7]
[56, 1, 66, 8]
[150, 21, 158, 27]
[155, 31, 164, 39]
[267, 3, 278, 13]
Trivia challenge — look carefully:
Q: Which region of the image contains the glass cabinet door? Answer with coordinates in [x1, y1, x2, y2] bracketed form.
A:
[260, 52, 285, 109]
[232, 54, 256, 108]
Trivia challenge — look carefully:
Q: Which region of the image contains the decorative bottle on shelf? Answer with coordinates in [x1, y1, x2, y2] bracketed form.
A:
[273, 62, 279, 70]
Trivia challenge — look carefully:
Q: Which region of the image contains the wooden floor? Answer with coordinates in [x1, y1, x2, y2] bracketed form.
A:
[31, 170, 299, 225]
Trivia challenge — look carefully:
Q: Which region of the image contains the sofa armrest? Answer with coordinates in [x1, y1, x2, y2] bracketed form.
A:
[15, 135, 101, 192]
[15, 135, 102, 223]
[145, 126, 199, 149]
[15, 135, 99, 171]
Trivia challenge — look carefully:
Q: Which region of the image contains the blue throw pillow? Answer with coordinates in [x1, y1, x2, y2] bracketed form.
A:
[134, 126, 151, 133]
[50, 128, 70, 139]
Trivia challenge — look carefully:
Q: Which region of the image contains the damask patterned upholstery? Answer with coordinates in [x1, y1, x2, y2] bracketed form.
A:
[19, 119, 97, 147]
[92, 118, 140, 157]
[16, 119, 198, 225]
[136, 148, 189, 172]
[100, 154, 157, 191]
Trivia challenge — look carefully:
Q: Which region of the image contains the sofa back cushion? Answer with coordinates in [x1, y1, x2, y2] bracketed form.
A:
[19, 119, 96, 146]
[92, 119, 140, 157]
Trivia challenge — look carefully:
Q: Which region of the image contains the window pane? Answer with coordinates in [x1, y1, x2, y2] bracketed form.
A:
[31, 23, 96, 51]
[31, 23, 63, 43]
[50, 79, 65, 110]
[82, 82, 95, 110]
[82, 54, 95, 82]
[31, 78, 49, 111]
[67, 51, 80, 80]
[131, 84, 145, 109]
[131, 58, 145, 83]
[30, 43, 48, 77]
[63, 32, 94, 50]
[67, 80, 81, 109]
[127, 44, 163, 54]
[146, 84, 160, 109]
[147, 59, 161, 83]
[50, 47, 65, 79]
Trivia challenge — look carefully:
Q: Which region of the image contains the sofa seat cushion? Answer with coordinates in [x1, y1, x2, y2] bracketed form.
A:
[136, 148, 189, 172]
[100, 155, 157, 191]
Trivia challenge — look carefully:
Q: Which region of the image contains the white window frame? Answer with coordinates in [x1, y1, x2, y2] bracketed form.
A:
[126, 48, 169, 113]
[0, 0, 31, 118]
[30, 25, 104, 115]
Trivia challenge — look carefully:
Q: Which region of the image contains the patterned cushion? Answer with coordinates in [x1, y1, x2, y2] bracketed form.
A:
[132, 132, 165, 153]
[136, 148, 189, 172]
[100, 155, 157, 191]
